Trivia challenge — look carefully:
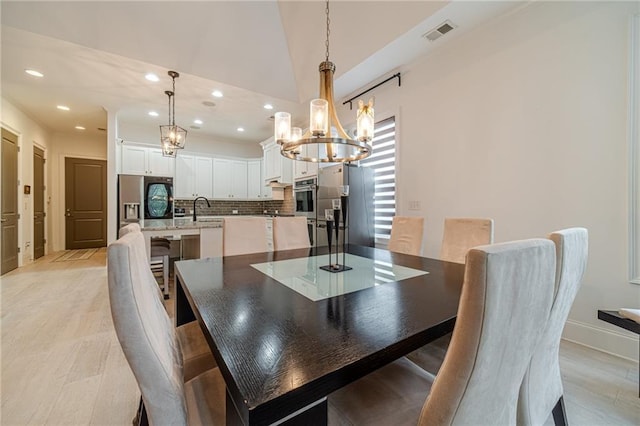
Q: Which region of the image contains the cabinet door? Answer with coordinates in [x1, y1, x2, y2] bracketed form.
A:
[148, 148, 174, 177]
[213, 158, 231, 198]
[175, 154, 196, 198]
[247, 160, 262, 199]
[230, 160, 248, 199]
[195, 157, 214, 198]
[121, 145, 148, 175]
[264, 144, 281, 182]
[305, 144, 318, 177]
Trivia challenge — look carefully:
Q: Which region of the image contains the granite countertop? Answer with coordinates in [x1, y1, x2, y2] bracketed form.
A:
[140, 214, 296, 231]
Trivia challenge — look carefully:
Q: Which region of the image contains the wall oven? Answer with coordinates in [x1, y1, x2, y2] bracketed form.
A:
[294, 177, 317, 219]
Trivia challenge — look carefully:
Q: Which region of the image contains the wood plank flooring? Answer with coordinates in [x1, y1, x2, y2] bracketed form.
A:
[1, 250, 638, 425]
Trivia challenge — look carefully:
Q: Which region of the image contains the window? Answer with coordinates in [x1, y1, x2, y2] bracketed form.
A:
[360, 116, 396, 247]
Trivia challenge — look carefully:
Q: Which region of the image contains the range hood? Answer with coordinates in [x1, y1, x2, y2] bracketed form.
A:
[266, 180, 290, 188]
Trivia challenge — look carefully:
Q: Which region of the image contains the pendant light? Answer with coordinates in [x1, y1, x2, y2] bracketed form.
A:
[275, 0, 375, 163]
[160, 70, 187, 152]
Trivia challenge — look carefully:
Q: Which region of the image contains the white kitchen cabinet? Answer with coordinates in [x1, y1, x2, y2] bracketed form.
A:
[175, 154, 213, 198]
[247, 160, 263, 199]
[121, 144, 174, 176]
[262, 140, 293, 185]
[213, 159, 247, 199]
[293, 144, 318, 179]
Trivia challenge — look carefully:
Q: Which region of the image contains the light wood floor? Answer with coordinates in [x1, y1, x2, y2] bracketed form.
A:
[1, 250, 638, 425]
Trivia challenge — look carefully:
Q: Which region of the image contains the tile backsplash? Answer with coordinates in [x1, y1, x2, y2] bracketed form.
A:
[175, 187, 294, 216]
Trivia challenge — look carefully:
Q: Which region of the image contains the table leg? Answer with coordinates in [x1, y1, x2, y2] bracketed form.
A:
[175, 274, 196, 327]
[225, 390, 328, 426]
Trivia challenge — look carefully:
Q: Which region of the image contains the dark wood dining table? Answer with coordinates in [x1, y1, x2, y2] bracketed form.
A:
[174, 244, 465, 426]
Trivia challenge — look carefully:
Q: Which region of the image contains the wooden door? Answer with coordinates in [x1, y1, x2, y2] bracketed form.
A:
[65, 157, 107, 249]
[1, 128, 19, 274]
[33, 147, 45, 259]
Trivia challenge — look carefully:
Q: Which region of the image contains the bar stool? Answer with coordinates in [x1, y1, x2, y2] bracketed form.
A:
[150, 237, 171, 299]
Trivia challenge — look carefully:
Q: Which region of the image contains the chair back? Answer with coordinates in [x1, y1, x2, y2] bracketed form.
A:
[388, 216, 424, 256]
[118, 222, 141, 238]
[272, 217, 311, 251]
[440, 217, 494, 264]
[517, 228, 588, 425]
[223, 217, 268, 256]
[419, 239, 556, 425]
[107, 231, 187, 425]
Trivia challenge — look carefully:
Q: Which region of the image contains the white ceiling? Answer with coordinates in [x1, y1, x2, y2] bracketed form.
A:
[0, 1, 523, 144]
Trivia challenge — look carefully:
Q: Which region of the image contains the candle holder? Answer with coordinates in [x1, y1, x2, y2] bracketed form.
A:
[320, 197, 351, 273]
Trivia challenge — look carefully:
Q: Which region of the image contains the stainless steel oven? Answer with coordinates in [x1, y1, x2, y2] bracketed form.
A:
[294, 177, 317, 219]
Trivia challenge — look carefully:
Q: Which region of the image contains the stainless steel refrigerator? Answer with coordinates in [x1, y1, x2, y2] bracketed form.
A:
[316, 164, 374, 247]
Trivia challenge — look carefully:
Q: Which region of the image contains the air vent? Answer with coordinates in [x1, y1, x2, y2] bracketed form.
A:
[423, 20, 457, 42]
[202, 101, 216, 107]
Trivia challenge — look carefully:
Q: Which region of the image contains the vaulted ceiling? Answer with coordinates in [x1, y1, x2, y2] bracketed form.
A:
[1, 1, 521, 143]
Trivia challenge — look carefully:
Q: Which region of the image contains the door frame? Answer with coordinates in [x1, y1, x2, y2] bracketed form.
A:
[1, 123, 23, 268]
[61, 154, 107, 250]
[33, 142, 48, 258]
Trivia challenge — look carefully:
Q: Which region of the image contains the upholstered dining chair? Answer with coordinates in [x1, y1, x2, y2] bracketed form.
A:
[108, 231, 225, 425]
[272, 216, 311, 251]
[518, 228, 588, 426]
[329, 238, 556, 426]
[223, 216, 268, 256]
[388, 216, 425, 256]
[115, 225, 216, 380]
[440, 217, 494, 264]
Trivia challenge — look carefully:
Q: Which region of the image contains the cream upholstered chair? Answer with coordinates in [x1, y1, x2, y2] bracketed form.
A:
[272, 216, 311, 251]
[388, 216, 425, 256]
[116, 225, 216, 380]
[440, 217, 494, 264]
[518, 228, 588, 426]
[329, 238, 556, 426]
[223, 217, 268, 256]
[108, 231, 225, 425]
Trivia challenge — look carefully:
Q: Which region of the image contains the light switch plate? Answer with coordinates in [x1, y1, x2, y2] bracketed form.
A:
[408, 200, 421, 211]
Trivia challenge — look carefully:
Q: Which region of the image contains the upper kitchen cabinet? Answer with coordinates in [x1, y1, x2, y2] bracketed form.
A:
[175, 154, 213, 199]
[261, 139, 292, 186]
[293, 143, 319, 180]
[247, 160, 264, 199]
[213, 159, 248, 199]
[121, 144, 174, 177]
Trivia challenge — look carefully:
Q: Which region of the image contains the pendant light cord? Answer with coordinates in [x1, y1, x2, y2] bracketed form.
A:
[171, 76, 176, 126]
[325, 0, 330, 62]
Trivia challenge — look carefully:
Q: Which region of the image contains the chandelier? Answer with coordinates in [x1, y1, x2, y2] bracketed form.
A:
[275, 0, 375, 163]
[160, 70, 187, 156]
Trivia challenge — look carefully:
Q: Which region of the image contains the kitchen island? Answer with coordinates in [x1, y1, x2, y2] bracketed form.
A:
[139, 218, 224, 260]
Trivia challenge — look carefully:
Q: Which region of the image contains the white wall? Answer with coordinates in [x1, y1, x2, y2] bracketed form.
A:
[1, 98, 52, 263]
[49, 132, 107, 251]
[118, 121, 262, 158]
[339, 1, 640, 360]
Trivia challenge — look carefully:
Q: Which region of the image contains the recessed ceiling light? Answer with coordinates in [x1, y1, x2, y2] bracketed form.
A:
[145, 73, 159, 82]
[237, 127, 245, 132]
[263, 104, 274, 110]
[212, 90, 223, 98]
[194, 119, 203, 125]
[75, 126, 85, 130]
[57, 105, 70, 111]
[25, 69, 44, 78]
[148, 111, 159, 117]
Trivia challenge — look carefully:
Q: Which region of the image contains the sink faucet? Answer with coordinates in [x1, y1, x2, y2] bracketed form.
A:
[192, 197, 210, 221]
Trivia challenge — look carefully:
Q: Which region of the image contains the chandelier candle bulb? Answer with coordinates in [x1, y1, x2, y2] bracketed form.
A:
[310, 99, 328, 136]
[274, 112, 291, 143]
[357, 99, 375, 142]
[291, 127, 302, 142]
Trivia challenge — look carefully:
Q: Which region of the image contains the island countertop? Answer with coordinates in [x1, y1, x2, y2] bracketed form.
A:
[140, 217, 223, 230]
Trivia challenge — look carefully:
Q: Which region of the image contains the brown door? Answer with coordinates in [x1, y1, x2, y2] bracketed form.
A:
[1, 128, 19, 274]
[33, 147, 45, 259]
[65, 157, 107, 249]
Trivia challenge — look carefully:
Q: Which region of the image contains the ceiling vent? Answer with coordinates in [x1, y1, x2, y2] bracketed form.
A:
[423, 20, 457, 42]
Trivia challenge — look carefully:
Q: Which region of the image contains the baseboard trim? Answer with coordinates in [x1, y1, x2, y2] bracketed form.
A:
[563, 319, 639, 362]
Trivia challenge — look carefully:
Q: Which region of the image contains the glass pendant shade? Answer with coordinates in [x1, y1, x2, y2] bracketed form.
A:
[161, 141, 177, 158]
[356, 99, 375, 143]
[291, 127, 302, 142]
[160, 124, 187, 149]
[274, 112, 291, 143]
[310, 99, 328, 136]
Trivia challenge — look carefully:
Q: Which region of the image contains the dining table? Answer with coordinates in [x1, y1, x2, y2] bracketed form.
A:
[174, 244, 465, 426]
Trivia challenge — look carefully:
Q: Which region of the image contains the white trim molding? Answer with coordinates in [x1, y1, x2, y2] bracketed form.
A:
[630, 14, 640, 285]
[563, 319, 639, 362]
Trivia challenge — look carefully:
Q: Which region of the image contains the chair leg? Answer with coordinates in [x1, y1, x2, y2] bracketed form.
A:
[552, 395, 568, 426]
[162, 255, 169, 300]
